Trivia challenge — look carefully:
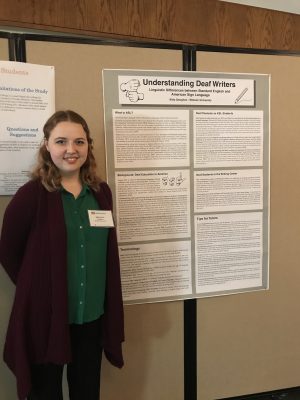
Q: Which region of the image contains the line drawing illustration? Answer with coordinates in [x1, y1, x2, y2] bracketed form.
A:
[235, 87, 248, 104]
[120, 79, 144, 102]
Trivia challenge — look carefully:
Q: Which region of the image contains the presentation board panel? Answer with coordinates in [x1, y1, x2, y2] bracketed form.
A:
[0, 39, 8, 60]
[0, 39, 9, 223]
[0, 39, 14, 400]
[2, 39, 298, 400]
[0, 61, 55, 195]
[103, 69, 270, 305]
[0, 41, 185, 400]
[196, 51, 300, 400]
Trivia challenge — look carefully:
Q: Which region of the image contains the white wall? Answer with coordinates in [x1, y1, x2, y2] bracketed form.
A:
[220, 0, 300, 15]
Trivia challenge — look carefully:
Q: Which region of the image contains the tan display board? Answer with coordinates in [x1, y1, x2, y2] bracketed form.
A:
[0, 38, 8, 59]
[0, 41, 184, 400]
[0, 38, 299, 400]
[197, 51, 300, 399]
[0, 36, 17, 400]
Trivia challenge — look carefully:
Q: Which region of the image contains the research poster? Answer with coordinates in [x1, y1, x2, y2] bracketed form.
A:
[0, 61, 55, 195]
[103, 69, 270, 304]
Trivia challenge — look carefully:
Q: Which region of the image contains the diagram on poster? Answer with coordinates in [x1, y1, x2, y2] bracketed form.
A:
[103, 69, 270, 304]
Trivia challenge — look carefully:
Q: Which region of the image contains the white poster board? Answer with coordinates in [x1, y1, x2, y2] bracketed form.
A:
[0, 61, 55, 195]
[103, 69, 270, 304]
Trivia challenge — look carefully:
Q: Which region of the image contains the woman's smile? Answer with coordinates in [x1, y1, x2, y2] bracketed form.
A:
[45, 121, 88, 177]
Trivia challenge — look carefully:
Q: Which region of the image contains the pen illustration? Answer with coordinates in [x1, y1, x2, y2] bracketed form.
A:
[235, 87, 248, 104]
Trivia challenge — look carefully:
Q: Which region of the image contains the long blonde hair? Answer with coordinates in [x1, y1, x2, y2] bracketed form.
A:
[31, 110, 101, 191]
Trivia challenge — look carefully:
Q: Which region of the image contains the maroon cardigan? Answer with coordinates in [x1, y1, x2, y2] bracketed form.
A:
[0, 179, 124, 399]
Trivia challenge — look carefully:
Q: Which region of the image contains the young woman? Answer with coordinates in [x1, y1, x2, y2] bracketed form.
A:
[0, 110, 124, 400]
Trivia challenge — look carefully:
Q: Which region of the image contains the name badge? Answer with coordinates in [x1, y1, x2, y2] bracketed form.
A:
[88, 210, 114, 227]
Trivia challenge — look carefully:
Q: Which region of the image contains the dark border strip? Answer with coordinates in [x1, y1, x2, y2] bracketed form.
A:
[2, 28, 300, 55]
[2, 30, 300, 56]
[20, 32, 184, 51]
[14, 34, 26, 62]
[196, 43, 300, 57]
[183, 45, 197, 71]
[183, 46, 197, 400]
[183, 298, 197, 400]
[3, 33, 27, 62]
[8, 34, 16, 61]
[0, 32, 11, 39]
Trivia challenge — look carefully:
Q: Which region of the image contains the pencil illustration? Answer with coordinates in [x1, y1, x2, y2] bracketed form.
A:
[235, 87, 248, 104]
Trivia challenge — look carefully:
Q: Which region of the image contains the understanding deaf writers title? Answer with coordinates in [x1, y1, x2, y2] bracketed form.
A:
[142, 78, 237, 89]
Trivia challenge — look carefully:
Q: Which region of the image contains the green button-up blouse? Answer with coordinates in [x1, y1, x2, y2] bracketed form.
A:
[61, 185, 108, 324]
